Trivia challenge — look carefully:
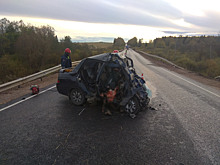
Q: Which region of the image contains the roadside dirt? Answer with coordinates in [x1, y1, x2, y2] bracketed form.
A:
[0, 73, 58, 105]
[138, 51, 220, 90]
[1, 52, 219, 105]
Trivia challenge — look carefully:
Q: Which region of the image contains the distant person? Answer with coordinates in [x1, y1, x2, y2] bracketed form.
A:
[126, 45, 129, 50]
[61, 48, 72, 69]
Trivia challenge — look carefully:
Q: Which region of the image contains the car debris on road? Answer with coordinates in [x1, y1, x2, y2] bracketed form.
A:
[56, 51, 151, 117]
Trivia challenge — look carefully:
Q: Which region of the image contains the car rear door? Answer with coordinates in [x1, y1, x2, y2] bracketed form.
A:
[79, 59, 104, 94]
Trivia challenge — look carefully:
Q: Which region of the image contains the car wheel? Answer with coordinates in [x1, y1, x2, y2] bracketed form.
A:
[70, 88, 86, 106]
[124, 97, 140, 115]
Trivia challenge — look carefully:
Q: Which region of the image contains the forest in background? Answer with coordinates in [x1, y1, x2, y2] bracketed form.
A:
[130, 36, 220, 78]
[0, 18, 125, 84]
[1, 18, 219, 84]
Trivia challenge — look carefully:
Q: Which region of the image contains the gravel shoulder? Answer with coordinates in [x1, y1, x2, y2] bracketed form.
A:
[0, 73, 58, 105]
[1, 52, 219, 105]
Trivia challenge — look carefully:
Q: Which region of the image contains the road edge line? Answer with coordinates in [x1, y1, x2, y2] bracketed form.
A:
[0, 85, 56, 112]
[161, 68, 220, 98]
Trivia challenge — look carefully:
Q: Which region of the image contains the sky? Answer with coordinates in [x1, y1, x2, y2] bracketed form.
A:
[0, 0, 220, 42]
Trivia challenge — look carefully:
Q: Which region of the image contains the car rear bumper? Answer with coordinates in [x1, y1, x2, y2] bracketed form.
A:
[56, 83, 69, 96]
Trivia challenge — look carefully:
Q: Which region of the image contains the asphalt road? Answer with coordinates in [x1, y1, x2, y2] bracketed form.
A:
[0, 50, 220, 164]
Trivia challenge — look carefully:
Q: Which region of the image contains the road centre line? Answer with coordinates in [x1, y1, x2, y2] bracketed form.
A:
[0, 85, 56, 112]
[161, 68, 220, 98]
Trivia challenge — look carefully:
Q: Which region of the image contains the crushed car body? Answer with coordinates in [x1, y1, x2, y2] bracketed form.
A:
[56, 52, 150, 117]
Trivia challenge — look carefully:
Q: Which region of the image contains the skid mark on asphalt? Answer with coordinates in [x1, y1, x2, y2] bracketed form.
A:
[0, 85, 56, 112]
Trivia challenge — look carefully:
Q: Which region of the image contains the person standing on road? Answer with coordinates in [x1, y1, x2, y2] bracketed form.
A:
[61, 48, 72, 69]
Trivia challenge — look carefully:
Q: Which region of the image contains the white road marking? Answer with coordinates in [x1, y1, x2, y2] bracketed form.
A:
[0, 85, 56, 112]
[133, 50, 220, 98]
[161, 68, 220, 98]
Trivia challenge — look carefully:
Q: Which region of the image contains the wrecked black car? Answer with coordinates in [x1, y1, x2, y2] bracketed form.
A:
[56, 53, 150, 116]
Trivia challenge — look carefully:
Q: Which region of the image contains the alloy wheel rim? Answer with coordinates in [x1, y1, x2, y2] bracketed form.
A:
[72, 91, 82, 103]
[125, 100, 136, 113]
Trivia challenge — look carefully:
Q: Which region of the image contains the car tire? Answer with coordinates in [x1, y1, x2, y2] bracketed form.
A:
[124, 96, 140, 115]
[70, 88, 86, 106]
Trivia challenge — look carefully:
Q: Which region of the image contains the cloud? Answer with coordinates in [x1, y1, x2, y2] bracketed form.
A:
[162, 31, 189, 35]
[71, 36, 115, 42]
[0, 0, 183, 29]
[1, 0, 220, 38]
[184, 11, 220, 31]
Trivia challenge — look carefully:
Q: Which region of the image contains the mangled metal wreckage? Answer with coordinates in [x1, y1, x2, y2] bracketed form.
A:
[56, 53, 151, 117]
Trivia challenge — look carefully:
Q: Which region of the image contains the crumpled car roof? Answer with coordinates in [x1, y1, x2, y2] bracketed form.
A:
[88, 53, 113, 61]
[88, 52, 124, 61]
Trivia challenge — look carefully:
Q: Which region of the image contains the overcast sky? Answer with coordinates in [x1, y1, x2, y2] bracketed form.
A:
[0, 0, 220, 42]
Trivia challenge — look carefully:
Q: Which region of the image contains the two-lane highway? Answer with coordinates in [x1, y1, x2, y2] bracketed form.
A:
[128, 49, 220, 164]
[0, 50, 219, 164]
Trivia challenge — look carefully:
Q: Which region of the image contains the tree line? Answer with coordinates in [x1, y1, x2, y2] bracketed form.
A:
[3, 17, 217, 83]
[0, 18, 126, 84]
[116, 35, 220, 78]
[136, 36, 220, 78]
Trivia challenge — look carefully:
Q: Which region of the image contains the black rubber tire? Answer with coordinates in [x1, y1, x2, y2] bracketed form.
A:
[124, 96, 140, 115]
[70, 88, 86, 106]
